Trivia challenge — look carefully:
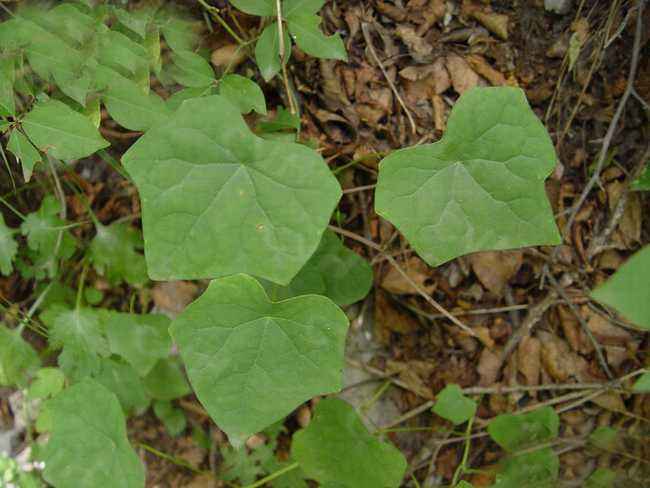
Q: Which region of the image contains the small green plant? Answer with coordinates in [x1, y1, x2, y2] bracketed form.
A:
[0, 1, 646, 487]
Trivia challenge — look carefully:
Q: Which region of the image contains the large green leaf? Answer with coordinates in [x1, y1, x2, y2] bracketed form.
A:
[104, 311, 171, 376]
[169, 50, 215, 88]
[122, 95, 341, 284]
[0, 215, 17, 276]
[591, 246, 650, 330]
[291, 398, 406, 487]
[170, 274, 349, 447]
[254, 22, 291, 82]
[375, 87, 561, 266]
[7, 129, 42, 182]
[264, 230, 372, 306]
[42, 379, 145, 488]
[88, 222, 148, 286]
[487, 407, 559, 452]
[94, 358, 150, 414]
[21, 99, 109, 160]
[0, 324, 40, 387]
[283, 0, 325, 17]
[287, 14, 347, 61]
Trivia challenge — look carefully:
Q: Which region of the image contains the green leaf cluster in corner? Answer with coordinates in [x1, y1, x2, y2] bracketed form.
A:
[170, 274, 349, 447]
[375, 87, 561, 266]
[291, 398, 407, 487]
[121, 95, 341, 284]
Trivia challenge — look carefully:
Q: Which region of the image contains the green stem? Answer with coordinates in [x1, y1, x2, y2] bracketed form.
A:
[332, 152, 388, 175]
[76, 262, 89, 310]
[0, 195, 27, 220]
[197, 0, 246, 45]
[242, 462, 300, 488]
[97, 149, 131, 181]
[138, 443, 211, 476]
[451, 414, 475, 486]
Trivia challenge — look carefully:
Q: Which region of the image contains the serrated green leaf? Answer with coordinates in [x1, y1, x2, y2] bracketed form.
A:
[88, 222, 147, 286]
[122, 95, 341, 284]
[169, 50, 215, 87]
[94, 358, 150, 413]
[255, 22, 291, 82]
[492, 448, 558, 488]
[41, 305, 109, 381]
[0, 214, 17, 276]
[287, 14, 347, 61]
[100, 71, 170, 131]
[143, 358, 190, 401]
[104, 311, 171, 376]
[220, 444, 267, 485]
[631, 164, 650, 191]
[292, 398, 406, 487]
[43, 379, 145, 488]
[432, 384, 477, 425]
[0, 324, 40, 387]
[21, 100, 109, 160]
[487, 406, 559, 452]
[230, 0, 275, 16]
[7, 129, 42, 182]
[170, 274, 349, 447]
[0, 55, 15, 117]
[585, 468, 616, 488]
[632, 371, 650, 392]
[219, 74, 267, 115]
[591, 246, 650, 330]
[375, 87, 561, 266]
[27, 367, 65, 400]
[283, 0, 325, 17]
[153, 400, 186, 437]
[264, 230, 372, 305]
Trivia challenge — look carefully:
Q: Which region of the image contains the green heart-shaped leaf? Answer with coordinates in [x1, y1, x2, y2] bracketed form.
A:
[291, 398, 406, 487]
[170, 274, 348, 447]
[376, 87, 561, 266]
[122, 95, 341, 284]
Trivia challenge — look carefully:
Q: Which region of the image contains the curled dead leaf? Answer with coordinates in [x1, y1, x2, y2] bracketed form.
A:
[477, 348, 501, 386]
[469, 250, 523, 296]
[446, 54, 480, 94]
[518, 336, 541, 386]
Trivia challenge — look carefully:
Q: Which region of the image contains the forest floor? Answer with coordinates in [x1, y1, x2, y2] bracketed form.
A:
[1, 0, 649, 487]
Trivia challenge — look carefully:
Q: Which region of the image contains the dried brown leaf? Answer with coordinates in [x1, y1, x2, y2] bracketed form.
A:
[446, 54, 480, 94]
[469, 250, 523, 296]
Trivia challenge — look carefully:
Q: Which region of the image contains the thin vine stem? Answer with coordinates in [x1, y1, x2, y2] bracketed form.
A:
[242, 461, 300, 488]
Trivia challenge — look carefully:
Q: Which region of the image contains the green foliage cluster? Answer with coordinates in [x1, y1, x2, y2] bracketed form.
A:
[0, 1, 647, 487]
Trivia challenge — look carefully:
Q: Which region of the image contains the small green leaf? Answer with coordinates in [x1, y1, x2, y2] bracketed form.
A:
[219, 74, 267, 115]
[292, 398, 407, 487]
[455, 482, 474, 488]
[122, 95, 341, 284]
[632, 371, 650, 392]
[169, 50, 215, 87]
[487, 407, 559, 451]
[589, 426, 618, 450]
[432, 384, 477, 425]
[375, 87, 561, 266]
[230, 0, 275, 16]
[0, 324, 40, 387]
[631, 164, 650, 191]
[0, 215, 18, 276]
[7, 129, 42, 182]
[287, 14, 347, 61]
[264, 230, 373, 306]
[84, 287, 104, 305]
[104, 311, 171, 376]
[98, 29, 149, 85]
[100, 71, 170, 131]
[42, 379, 145, 488]
[88, 222, 148, 286]
[158, 9, 198, 53]
[585, 468, 616, 488]
[170, 274, 349, 447]
[492, 448, 558, 488]
[94, 357, 150, 414]
[256, 106, 301, 133]
[27, 367, 65, 400]
[283, 0, 325, 17]
[153, 400, 186, 437]
[255, 22, 291, 82]
[143, 358, 190, 401]
[21, 99, 109, 160]
[591, 246, 650, 330]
